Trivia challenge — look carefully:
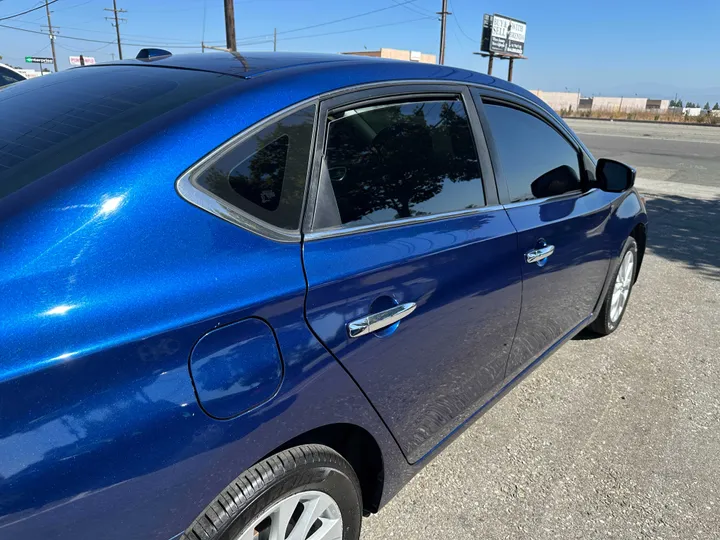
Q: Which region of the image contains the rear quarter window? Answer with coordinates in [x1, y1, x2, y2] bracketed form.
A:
[0, 66, 238, 199]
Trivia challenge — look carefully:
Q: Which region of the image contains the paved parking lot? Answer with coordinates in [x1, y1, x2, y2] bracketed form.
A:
[362, 121, 720, 539]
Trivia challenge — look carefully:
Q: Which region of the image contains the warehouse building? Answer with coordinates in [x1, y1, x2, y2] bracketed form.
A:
[529, 90, 669, 113]
[342, 48, 436, 64]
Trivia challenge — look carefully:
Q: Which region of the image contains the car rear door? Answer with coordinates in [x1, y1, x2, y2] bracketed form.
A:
[471, 89, 618, 381]
[301, 84, 521, 463]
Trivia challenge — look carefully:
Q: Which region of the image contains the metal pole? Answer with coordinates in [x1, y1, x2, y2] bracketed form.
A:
[273, 28, 277, 52]
[224, 0, 237, 52]
[113, 0, 122, 60]
[487, 54, 494, 75]
[44, 0, 58, 72]
[438, 0, 449, 64]
[508, 58, 514, 82]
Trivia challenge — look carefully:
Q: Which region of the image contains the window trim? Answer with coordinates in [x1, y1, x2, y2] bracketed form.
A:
[302, 83, 498, 238]
[175, 98, 319, 244]
[176, 79, 596, 243]
[472, 88, 592, 206]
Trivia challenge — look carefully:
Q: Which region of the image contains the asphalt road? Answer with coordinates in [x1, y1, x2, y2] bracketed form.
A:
[567, 118, 720, 188]
[361, 120, 720, 540]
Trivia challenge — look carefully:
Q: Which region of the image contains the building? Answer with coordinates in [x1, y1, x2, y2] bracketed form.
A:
[529, 91, 671, 113]
[529, 90, 580, 112]
[15, 68, 42, 79]
[342, 48, 436, 64]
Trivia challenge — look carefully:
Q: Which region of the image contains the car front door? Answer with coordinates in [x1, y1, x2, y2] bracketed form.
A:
[301, 85, 522, 463]
[473, 90, 618, 381]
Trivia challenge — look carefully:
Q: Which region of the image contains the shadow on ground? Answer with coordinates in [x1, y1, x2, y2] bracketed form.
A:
[645, 194, 720, 281]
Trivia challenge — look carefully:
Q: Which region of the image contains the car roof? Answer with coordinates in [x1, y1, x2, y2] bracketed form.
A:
[92, 51, 513, 91]
[83, 51, 554, 124]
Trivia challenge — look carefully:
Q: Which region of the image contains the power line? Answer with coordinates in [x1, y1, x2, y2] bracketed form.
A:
[390, 0, 435, 17]
[0, 0, 60, 21]
[0, 12, 434, 52]
[216, 0, 424, 44]
[448, 0, 475, 43]
[236, 16, 434, 48]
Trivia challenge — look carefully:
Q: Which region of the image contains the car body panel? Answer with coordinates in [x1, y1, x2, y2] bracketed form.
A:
[502, 189, 617, 380]
[0, 52, 648, 540]
[303, 211, 522, 463]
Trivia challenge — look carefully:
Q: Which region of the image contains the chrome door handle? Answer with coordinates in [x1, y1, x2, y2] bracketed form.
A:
[526, 245, 555, 264]
[347, 302, 417, 338]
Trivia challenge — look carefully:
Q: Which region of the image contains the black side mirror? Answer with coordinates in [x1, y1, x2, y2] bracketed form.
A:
[596, 158, 636, 192]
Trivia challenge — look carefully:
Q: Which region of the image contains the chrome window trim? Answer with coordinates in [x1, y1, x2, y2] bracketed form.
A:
[303, 83, 493, 240]
[175, 97, 319, 244]
[502, 188, 597, 209]
[304, 204, 505, 241]
[175, 78, 592, 242]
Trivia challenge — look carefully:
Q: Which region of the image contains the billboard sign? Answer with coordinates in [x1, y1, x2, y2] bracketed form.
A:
[69, 56, 97, 66]
[25, 56, 53, 64]
[480, 14, 527, 57]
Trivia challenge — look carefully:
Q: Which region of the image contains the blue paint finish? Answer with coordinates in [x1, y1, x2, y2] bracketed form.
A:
[303, 210, 522, 463]
[189, 318, 283, 419]
[503, 190, 618, 380]
[0, 52, 648, 540]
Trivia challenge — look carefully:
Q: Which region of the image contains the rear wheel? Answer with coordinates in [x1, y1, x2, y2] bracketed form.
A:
[181, 444, 362, 540]
[589, 237, 638, 336]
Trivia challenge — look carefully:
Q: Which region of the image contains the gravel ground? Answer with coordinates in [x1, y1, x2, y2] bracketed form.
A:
[361, 178, 720, 538]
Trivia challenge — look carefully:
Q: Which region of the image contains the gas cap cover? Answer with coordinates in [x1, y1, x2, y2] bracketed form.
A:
[189, 318, 283, 419]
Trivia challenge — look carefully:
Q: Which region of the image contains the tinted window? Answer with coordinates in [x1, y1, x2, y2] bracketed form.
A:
[194, 105, 315, 230]
[484, 103, 581, 203]
[323, 98, 484, 228]
[0, 66, 238, 199]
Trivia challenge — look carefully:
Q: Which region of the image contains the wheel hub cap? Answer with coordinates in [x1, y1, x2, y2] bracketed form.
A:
[235, 490, 342, 540]
[610, 250, 635, 324]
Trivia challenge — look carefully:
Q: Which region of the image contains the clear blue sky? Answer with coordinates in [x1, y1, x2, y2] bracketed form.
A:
[2, 0, 720, 101]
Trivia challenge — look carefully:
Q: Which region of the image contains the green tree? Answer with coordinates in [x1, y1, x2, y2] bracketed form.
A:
[677, 99, 683, 108]
[704, 102, 711, 110]
[713, 103, 719, 110]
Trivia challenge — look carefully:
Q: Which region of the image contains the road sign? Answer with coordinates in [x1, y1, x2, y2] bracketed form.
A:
[69, 56, 97, 66]
[480, 14, 527, 57]
[25, 56, 54, 64]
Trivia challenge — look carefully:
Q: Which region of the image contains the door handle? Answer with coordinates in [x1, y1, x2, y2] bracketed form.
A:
[347, 302, 417, 338]
[526, 245, 555, 264]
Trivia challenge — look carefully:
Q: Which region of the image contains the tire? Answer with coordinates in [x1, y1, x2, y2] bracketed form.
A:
[180, 444, 362, 540]
[589, 237, 638, 336]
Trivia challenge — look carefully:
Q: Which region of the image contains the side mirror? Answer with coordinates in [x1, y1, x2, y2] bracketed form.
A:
[596, 158, 636, 192]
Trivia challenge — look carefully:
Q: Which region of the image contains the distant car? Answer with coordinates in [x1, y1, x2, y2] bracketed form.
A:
[0, 63, 27, 87]
[0, 51, 647, 540]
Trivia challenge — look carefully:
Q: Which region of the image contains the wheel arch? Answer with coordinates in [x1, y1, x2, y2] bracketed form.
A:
[260, 422, 385, 515]
[630, 221, 647, 281]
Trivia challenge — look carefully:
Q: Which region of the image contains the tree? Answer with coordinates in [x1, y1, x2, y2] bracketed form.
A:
[714, 103, 720, 110]
[704, 102, 711, 110]
[677, 99, 683, 108]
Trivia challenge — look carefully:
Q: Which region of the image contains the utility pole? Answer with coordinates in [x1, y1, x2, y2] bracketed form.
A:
[104, 0, 127, 60]
[507, 58, 514, 82]
[224, 0, 236, 52]
[44, 0, 58, 72]
[273, 28, 277, 52]
[437, 0, 450, 65]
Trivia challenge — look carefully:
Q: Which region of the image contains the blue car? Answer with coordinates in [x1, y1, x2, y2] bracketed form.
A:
[0, 51, 647, 540]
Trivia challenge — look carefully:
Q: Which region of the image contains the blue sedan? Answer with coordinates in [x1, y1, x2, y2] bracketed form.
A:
[0, 51, 647, 540]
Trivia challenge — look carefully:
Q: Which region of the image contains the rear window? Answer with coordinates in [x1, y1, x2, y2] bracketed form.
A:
[0, 65, 238, 199]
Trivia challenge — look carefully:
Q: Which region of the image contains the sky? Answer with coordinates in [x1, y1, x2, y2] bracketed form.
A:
[2, 0, 720, 102]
